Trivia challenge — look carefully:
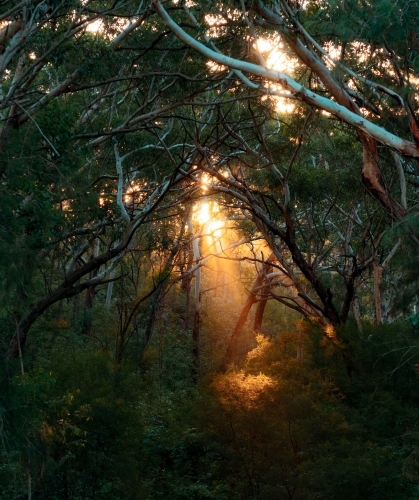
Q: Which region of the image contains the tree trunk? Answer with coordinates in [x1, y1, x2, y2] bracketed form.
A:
[85, 238, 100, 309]
[140, 215, 189, 357]
[373, 261, 383, 325]
[188, 218, 202, 380]
[181, 242, 193, 329]
[192, 287, 201, 381]
[221, 261, 272, 371]
[144, 284, 166, 346]
[253, 293, 268, 332]
[352, 294, 363, 333]
[105, 269, 115, 308]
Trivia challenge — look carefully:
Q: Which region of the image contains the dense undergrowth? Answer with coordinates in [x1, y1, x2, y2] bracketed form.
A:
[1, 306, 419, 499]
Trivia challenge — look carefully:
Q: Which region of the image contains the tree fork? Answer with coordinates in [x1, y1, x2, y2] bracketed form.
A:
[220, 254, 275, 371]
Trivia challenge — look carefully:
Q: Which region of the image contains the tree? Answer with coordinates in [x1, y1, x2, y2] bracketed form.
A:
[0, 0, 225, 357]
[149, 0, 419, 331]
[3, 2, 419, 497]
[1, 0, 418, 362]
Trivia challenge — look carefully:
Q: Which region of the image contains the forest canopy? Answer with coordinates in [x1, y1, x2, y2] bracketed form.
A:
[1, 0, 419, 498]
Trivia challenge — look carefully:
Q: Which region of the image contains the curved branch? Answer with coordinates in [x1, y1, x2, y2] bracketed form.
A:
[152, 0, 419, 158]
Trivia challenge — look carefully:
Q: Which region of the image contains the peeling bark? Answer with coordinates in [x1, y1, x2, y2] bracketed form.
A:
[154, 0, 410, 221]
[392, 151, 407, 210]
[361, 136, 406, 220]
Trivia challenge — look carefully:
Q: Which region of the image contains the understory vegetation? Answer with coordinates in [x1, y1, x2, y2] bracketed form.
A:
[2, 297, 419, 499]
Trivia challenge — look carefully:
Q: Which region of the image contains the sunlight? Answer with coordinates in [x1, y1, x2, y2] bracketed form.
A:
[324, 324, 337, 340]
[208, 220, 224, 238]
[275, 97, 295, 114]
[266, 43, 295, 73]
[255, 36, 298, 114]
[201, 173, 210, 193]
[204, 12, 240, 37]
[124, 181, 146, 205]
[194, 200, 221, 226]
[62, 199, 71, 211]
[196, 202, 211, 225]
[215, 370, 277, 409]
[86, 19, 103, 33]
[256, 38, 273, 53]
[206, 60, 227, 73]
[84, 14, 127, 37]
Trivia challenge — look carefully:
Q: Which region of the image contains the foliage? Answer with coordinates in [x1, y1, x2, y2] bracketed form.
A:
[1, 0, 419, 498]
[2, 314, 419, 498]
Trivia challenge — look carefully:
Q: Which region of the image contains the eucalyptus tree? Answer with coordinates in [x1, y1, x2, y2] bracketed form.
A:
[153, 0, 419, 219]
[0, 0, 230, 357]
[3, 0, 419, 360]
[149, 0, 419, 333]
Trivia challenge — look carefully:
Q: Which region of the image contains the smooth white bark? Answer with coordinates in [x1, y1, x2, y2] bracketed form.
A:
[152, 0, 419, 157]
[114, 141, 131, 223]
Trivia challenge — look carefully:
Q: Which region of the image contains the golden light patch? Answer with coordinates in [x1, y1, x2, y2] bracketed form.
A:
[214, 370, 276, 409]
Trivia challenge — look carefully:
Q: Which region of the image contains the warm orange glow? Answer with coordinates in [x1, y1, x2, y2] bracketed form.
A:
[201, 173, 210, 193]
[196, 202, 211, 224]
[206, 60, 227, 72]
[62, 200, 71, 211]
[193, 200, 221, 226]
[208, 220, 224, 238]
[324, 324, 336, 339]
[213, 335, 276, 409]
[254, 36, 298, 114]
[214, 370, 276, 409]
[124, 181, 143, 204]
[270, 95, 295, 114]
[256, 38, 273, 53]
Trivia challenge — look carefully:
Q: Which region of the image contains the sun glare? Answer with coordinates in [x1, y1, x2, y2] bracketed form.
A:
[193, 200, 221, 228]
[196, 202, 211, 225]
[256, 38, 273, 53]
[206, 60, 227, 72]
[208, 220, 224, 238]
[255, 36, 298, 114]
[201, 173, 211, 193]
[124, 181, 145, 205]
[86, 19, 103, 32]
